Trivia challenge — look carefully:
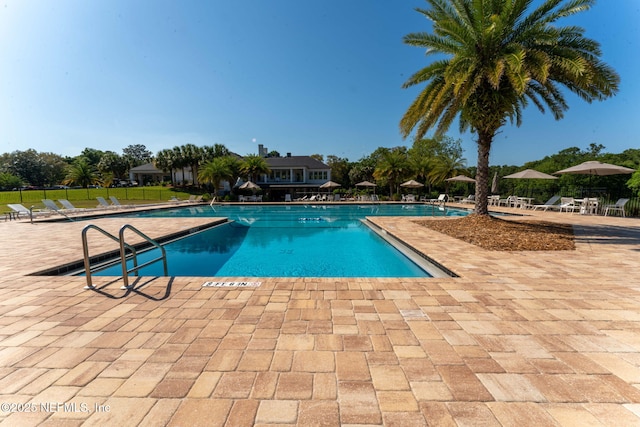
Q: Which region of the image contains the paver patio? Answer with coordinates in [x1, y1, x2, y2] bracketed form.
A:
[0, 204, 639, 426]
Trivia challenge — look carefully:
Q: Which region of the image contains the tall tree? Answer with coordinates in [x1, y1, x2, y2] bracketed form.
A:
[122, 144, 153, 167]
[240, 154, 270, 182]
[400, 0, 619, 215]
[63, 159, 99, 188]
[154, 149, 176, 185]
[373, 148, 411, 196]
[198, 156, 237, 195]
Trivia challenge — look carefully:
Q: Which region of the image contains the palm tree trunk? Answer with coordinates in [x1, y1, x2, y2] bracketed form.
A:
[474, 132, 492, 216]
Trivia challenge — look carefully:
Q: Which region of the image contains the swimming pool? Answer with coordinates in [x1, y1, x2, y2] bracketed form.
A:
[94, 203, 467, 278]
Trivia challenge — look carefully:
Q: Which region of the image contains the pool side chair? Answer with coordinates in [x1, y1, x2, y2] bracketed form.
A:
[110, 196, 134, 209]
[58, 199, 85, 212]
[284, 194, 292, 202]
[460, 194, 475, 204]
[8, 203, 51, 219]
[96, 196, 117, 209]
[604, 198, 629, 217]
[42, 199, 63, 213]
[429, 194, 448, 206]
[558, 197, 577, 213]
[532, 195, 561, 211]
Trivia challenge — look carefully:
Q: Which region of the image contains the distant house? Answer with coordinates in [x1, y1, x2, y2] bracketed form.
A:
[129, 163, 193, 185]
[251, 149, 332, 200]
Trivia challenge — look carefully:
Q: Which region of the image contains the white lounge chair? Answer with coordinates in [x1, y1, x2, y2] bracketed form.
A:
[532, 195, 561, 211]
[96, 196, 117, 209]
[7, 203, 51, 219]
[604, 198, 629, 217]
[109, 196, 134, 208]
[42, 199, 63, 213]
[460, 194, 475, 204]
[58, 199, 85, 212]
[429, 194, 448, 205]
[284, 194, 292, 202]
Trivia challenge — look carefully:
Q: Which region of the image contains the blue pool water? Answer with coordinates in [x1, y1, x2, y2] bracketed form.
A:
[94, 204, 468, 278]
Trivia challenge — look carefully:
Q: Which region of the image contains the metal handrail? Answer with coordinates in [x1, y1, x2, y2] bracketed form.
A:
[81, 223, 168, 290]
[82, 224, 138, 290]
[119, 224, 168, 289]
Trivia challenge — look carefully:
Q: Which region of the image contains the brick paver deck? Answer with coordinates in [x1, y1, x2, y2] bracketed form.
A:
[0, 203, 639, 425]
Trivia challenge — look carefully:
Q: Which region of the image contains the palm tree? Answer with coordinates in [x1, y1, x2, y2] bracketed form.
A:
[400, 0, 619, 215]
[198, 156, 237, 195]
[428, 151, 468, 192]
[240, 154, 270, 182]
[63, 159, 99, 188]
[373, 148, 411, 196]
[181, 143, 203, 186]
[154, 149, 176, 185]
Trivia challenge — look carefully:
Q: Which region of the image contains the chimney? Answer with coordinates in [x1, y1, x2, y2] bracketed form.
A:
[286, 152, 291, 157]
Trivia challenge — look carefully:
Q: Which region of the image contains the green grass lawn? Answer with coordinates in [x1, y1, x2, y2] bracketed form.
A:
[1, 186, 199, 213]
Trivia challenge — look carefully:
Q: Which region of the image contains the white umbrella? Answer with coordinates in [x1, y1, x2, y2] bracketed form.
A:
[503, 169, 558, 180]
[239, 180, 260, 190]
[355, 180, 377, 187]
[554, 161, 635, 176]
[400, 179, 424, 188]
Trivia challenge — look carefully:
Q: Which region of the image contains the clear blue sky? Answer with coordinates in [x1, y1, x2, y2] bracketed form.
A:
[1, 0, 638, 167]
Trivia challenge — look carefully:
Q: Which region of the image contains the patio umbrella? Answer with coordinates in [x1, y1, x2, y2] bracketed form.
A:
[503, 169, 557, 198]
[503, 169, 558, 180]
[491, 171, 499, 194]
[400, 179, 424, 188]
[554, 161, 635, 176]
[319, 180, 341, 189]
[445, 175, 476, 183]
[355, 180, 377, 196]
[239, 180, 260, 190]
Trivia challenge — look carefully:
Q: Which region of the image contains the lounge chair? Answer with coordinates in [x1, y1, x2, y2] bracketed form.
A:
[96, 196, 117, 209]
[604, 198, 629, 217]
[295, 195, 308, 201]
[58, 199, 85, 212]
[429, 194, 448, 205]
[402, 194, 416, 202]
[460, 194, 475, 204]
[284, 194, 292, 202]
[532, 195, 561, 211]
[42, 199, 63, 213]
[109, 196, 133, 208]
[7, 203, 51, 219]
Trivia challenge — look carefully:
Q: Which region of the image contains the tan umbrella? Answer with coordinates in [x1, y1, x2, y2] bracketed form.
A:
[355, 180, 377, 187]
[239, 180, 260, 190]
[491, 171, 499, 194]
[400, 179, 424, 188]
[445, 175, 476, 183]
[503, 169, 558, 180]
[503, 169, 557, 198]
[554, 161, 635, 176]
[319, 180, 341, 189]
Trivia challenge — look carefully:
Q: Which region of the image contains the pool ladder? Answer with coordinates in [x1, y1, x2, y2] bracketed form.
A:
[81, 224, 168, 290]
